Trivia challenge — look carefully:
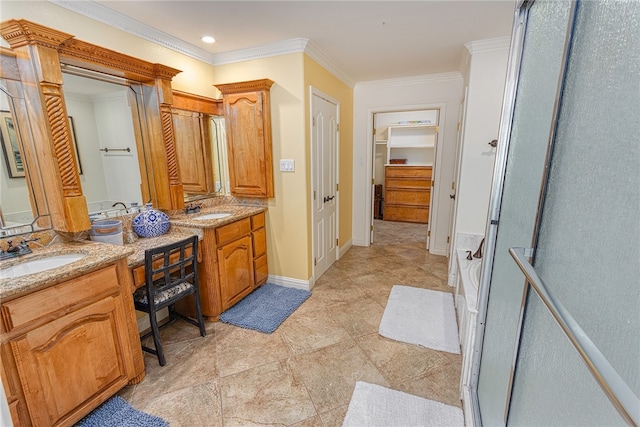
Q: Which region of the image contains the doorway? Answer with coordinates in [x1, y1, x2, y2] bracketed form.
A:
[310, 88, 339, 281]
[371, 109, 439, 249]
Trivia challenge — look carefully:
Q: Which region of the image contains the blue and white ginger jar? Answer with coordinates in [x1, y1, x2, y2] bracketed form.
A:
[132, 203, 170, 238]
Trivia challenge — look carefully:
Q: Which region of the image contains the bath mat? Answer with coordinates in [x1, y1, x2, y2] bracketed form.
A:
[220, 283, 311, 333]
[379, 285, 460, 354]
[343, 381, 464, 427]
[76, 396, 168, 427]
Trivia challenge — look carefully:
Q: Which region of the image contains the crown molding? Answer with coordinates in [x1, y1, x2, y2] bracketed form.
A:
[212, 38, 307, 65]
[49, 0, 215, 63]
[464, 36, 511, 55]
[354, 72, 462, 90]
[304, 41, 355, 88]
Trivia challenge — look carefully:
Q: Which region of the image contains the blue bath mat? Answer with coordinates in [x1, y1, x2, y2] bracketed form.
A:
[75, 396, 167, 427]
[220, 283, 311, 333]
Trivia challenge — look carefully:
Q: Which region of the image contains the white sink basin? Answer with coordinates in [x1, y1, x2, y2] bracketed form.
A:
[1, 254, 85, 279]
[193, 212, 232, 220]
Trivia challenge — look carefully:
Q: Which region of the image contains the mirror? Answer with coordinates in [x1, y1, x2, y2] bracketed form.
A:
[210, 115, 230, 197]
[61, 70, 151, 220]
[0, 78, 51, 236]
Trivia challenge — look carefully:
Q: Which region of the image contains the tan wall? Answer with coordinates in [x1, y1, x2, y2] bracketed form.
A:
[214, 54, 310, 282]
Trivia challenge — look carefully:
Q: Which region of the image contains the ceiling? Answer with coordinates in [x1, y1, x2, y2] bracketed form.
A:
[70, 1, 515, 85]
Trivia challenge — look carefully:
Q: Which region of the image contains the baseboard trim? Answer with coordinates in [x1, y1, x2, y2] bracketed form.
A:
[339, 239, 353, 258]
[268, 274, 312, 291]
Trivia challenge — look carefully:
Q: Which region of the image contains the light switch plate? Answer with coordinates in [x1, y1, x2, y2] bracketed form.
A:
[280, 159, 295, 172]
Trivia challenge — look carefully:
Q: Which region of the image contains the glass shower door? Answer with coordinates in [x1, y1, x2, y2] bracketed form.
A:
[506, 0, 639, 425]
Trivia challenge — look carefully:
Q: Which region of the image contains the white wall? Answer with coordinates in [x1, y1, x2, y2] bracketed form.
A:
[449, 38, 510, 283]
[454, 40, 509, 236]
[352, 73, 463, 256]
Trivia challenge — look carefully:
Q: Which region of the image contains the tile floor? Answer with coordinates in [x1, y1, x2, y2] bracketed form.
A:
[119, 219, 462, 426]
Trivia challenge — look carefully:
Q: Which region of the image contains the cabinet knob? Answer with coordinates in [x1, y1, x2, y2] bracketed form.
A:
[449, 194, 456, 200]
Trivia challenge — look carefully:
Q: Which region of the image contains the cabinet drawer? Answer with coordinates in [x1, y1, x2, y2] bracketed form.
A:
[1, 266, 118, 332]
[131, 247, 194, 288]
[252, 227, 267, 257]
[385, 166, 432, 178]
[384, 205, 430, 224]
[386, 177, 431, 189]
[251, 212, 265, 230]
[385, 188, 430, 206]
[216, 218, 251, 245]
[254, 254, 268, 286]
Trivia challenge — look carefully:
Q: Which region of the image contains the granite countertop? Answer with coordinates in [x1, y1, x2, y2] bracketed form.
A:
[125, 230, 202, 269]
[0, 204, 267, 300]
[169, 204, 267, 228]
[0, 240, 133, 300]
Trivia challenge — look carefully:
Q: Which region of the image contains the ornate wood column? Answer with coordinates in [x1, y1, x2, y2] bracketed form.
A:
[1, 20, 89, 232]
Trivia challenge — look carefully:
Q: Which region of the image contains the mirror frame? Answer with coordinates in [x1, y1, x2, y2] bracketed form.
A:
[0, 19, 186, 233]
[0, 48, 51, 235]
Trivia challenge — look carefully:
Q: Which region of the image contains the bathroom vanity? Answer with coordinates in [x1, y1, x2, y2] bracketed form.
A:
[167, 206, 268, 320]
[0, 244, 144, 427]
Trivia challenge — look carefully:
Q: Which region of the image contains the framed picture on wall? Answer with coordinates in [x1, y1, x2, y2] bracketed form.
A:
[0, 110, 24, 178]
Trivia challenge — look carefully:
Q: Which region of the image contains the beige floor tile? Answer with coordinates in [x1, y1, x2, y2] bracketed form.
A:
[306, 278, 369, 307]
[290, 415, 324, 427]
[355, 333, 452, 387]
[399, 358, 463, 408]
[129, 333, 218, 407]
[117, 218, 462, 426]
[138, 380, 222, 426]
[279, 307, 352, 355]
[328, 296, 385, 338]
[220, 360, 316, 426]
[318, 404, 350, 427]
[215, 321, 293, 377]
[288, 339, 389, 413]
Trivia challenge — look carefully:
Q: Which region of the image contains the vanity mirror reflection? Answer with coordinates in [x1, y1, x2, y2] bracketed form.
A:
[170, 90, 229, 203]
[61, 69, 150, 219]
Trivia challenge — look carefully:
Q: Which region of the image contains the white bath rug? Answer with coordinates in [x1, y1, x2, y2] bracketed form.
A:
[379, 285, 460, 354]
[342, 382, 464, 427]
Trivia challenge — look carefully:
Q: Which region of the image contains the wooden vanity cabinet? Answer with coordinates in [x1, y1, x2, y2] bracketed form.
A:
[182, 212, 268, 321]
[0, 260, 144, 427]
[215, 79, 275, 198]
[216, 218, 255, 310]
[252, 213, 268, 286]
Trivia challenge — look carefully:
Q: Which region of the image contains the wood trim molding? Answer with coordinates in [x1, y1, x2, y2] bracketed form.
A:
[0, 19, 73, 49]
[172, 90, 222, 115]
[215, 78, 275, 95]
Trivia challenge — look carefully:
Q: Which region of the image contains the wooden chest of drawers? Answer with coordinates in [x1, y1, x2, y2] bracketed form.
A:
[384, 166, 432, 224]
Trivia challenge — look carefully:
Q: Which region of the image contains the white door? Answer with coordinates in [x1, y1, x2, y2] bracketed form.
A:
[311, 90, 339, 280]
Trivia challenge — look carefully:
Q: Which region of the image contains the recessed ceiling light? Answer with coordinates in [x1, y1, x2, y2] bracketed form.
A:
[201, 36, 215, 44]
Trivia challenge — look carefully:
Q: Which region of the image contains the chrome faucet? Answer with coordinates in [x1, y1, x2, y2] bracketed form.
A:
[0, 239, 36, 259]
[185, 203, 202, 214]
[473, 238, 484, 259]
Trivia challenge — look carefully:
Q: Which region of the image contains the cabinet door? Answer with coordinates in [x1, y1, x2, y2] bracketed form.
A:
[172, 109, 213, 194]
[9, 297, 129, 426]
[224, 91, 274, 197]
[217, 235, 255, 310]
